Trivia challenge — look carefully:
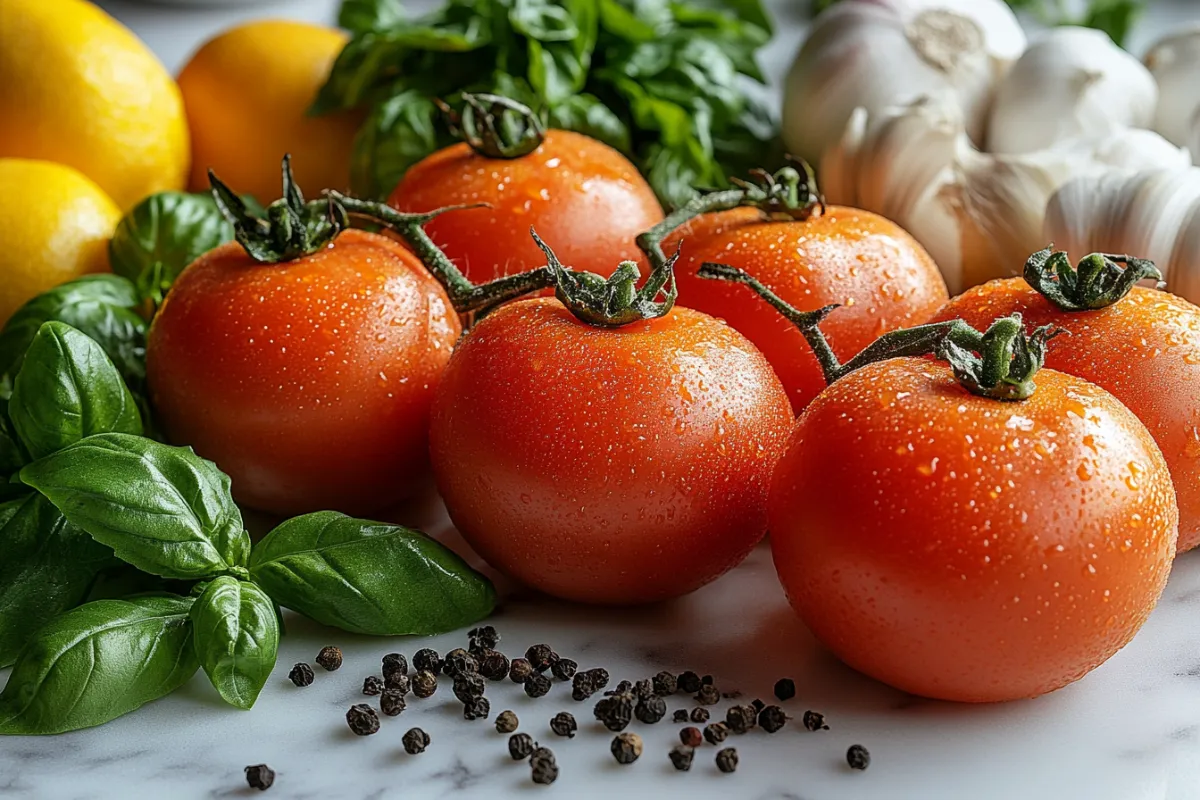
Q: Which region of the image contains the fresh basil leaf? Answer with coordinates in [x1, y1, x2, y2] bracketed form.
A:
[0, 494, 114, 668]
[339, 0, 406, 33]
[0, 595, 198, 735]
[249, 511, 496, 635]
[352, 90, 454, 199]
[0, 399, 28, 477]
[0, 276, 147, 394]
[672, 0, 771, 36]
[1077, 0, 1143, 47]
[547, 94, 631, 153]
[84, 565, 174, 603]
[9, 322, 142, 461]
[190, 577, 278, 710]
[521, 0, 597, 104]
[20, 433, 250, 580]
[598, 0, 668, 41]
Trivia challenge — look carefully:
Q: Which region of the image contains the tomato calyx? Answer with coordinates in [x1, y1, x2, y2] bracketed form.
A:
[210, 155, 348, 263]
[439, 93, 546, 160]
[1024, 246, 1164, 312]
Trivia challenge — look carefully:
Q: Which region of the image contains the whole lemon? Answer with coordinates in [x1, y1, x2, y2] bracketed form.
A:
[0, 0, 189, 211]
[0, 159, 121, 324]
[179, 20, 360, 203]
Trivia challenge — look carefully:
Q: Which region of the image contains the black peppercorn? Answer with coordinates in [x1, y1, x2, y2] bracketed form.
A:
[715, 747, 738, 774]
[413, 648, 442, 675]
[701, 674, 714, 686]
[593, 694, 634, 732]
[703, 722, 729, 745]
[635, 694, 667, 724]
[442, 648, 478, 677]
[803, 710, 829, 731]
[402, 727, 430, 755]
[468, 625, 500, 651]
[463, 696, 491, 720]
[550, 658, 577, 681]
[690, 707, 709, 723]
[725, 704, 757, 734]
[611, 732, 642, 764]
[288, 663, 313, 687]
[633, 679, 653, 700]
[244, 764, 275, 791]
[653, 671, 678, 696]
[385, 672, 410, 695]
[530, 754, 559, 785]
[509, 658, 534, 684]
[678, 671, 701, 694]
[495, 710, 519, 734]
[550, 711, 577, 738]
[316, 646, 342, 672]
[758, 705, 787, 733]
[382, 653, 408, 679]
[453, 673, 486, 704]
[411, 669, 438, 698]
[362, 675, 383, 696]
[694, 684, 720, 706]
[673, 709, 689, 723]
[680, 726, 702, 747]
[668, 745, 694, 772]
[478, 649, 511, 681]
[774, 677, 796, 701]
[524, 672, 552, 699]
[751, 698, 765, 713]
[346, 704, 379, 736]
[847, 744, 870, 770]
[508, 732, 535, 760]
[570, 667, 609, 700]
[380, 689, 406, 717]
[608, 680, 633, 696]
[525, 644, 557, 672]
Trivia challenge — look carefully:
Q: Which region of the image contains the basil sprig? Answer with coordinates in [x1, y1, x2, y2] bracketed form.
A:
[190, 577, 279, 709]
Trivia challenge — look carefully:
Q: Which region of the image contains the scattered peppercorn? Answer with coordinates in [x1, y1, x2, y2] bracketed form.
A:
[608, 680, 633, 696]
[524, 673, 552, 699]
[525, 644, 558, 672]
[402, 727, 430, 755]
[653, 671, 678, 696]
[594, 694, 634, 732]
[680, 726, 703, 747]
[530, 750, 559, 785]
[288, 663, 314, 687]
[725, 704, 757, 734]
[244, 764, 275, 791]
[802, 710, 829, 731]
[847, 744, 871, 771]
[635, 695, 667, 724]
[315, 646, 342, 672]
[385, 672, 410, 694]
[690, 707, 710, 724]
[382, 653, 408, 679]
[758, 705, 787, 733]
[774, 678, 796, 701]
[362, 675, 383, 696]
[413, 648, 443, 675]
[669, 745, 694, 772]
[509, 658, 534, 684]
[346, 704, 379, 736]
[453, 673, 486, 704]
[570, 668, 609, 701]
[611, 732, 643, 764]
[701, 675, 714, 685]
[715, 747, 738, 774]
[496, 710, 519, 734]
[508, 732, 535, 760]
[550, 658, 578, 681]
[380, 689, 406, 717]
[703, 722, 729, 745]
[478, 650, 511, 681]
[442, 648, 478, 677]
[695, 684, 720, 706]
[751, 699, 765, 713]
[550, 711, 578, 738]
[468, 625, 500, 651]
[634, 679, 654, 700]
[673, 709, 689, 723]
[721, 691, 742, 700]
[678, 671, 701, 694]
[412, 670, 438, 698]
[463, 696, 491, 720]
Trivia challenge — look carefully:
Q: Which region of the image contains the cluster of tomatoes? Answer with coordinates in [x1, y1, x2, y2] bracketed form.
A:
[147, 97, 1200, 704]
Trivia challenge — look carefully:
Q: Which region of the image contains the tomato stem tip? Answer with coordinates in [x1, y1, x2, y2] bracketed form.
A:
[1024, 246, 1164, 312]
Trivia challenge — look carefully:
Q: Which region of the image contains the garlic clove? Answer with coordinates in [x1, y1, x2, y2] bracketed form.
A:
[1169, 193, 1200, 304]
[1144, 25, 1200, 147]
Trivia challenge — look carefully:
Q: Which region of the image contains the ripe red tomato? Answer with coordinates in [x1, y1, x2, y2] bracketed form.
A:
[389, 130, 663, 283]
[429, 298, 794, 604]
[770, 358, 1177, 702]
[667, 206, 948, 412]
[147, 229, 460, 516]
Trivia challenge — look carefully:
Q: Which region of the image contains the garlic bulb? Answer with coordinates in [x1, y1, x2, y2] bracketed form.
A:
[1145, 26, 1200, 147]
[781, 0, 1025, 166]
[987, 27, 1157, 155]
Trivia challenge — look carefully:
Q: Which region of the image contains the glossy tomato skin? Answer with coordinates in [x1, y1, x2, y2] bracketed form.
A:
[147, 229, 461, 516]
[934, 282, 1200, 553]
[667, 206, 948, 413]
[389, 130, 663, 282]
[770, 359, 1176, 702]
[430, 298, 793, 604]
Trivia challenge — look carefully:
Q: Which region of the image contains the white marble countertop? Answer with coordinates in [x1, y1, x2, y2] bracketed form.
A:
[6, 1, 1200, 798]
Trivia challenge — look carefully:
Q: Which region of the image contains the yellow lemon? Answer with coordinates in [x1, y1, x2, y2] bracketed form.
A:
[0, 0, 189, 210]
[0, 159, 121, 324]
[178, 20, 361, 203]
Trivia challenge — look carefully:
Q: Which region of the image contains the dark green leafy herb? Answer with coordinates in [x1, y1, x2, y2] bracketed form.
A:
[0, 595, 198, 735]
[19, 433, 250, 580]
[248, 511, 496, 635]
[190, 576, 279, 709]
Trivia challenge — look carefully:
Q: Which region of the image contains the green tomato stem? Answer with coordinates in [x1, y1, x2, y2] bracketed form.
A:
[1024, 246, 1164, 311]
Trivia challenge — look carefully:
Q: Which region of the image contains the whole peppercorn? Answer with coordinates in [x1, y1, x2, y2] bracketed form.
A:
[678, 671, 701, 694]
[634, 679, 654, 700]
[468, 625, 500, 651]
[725, 705, 757, 734]
[244, 764, 275, 791]
[847, 744, 870, 770]
[509, 658, 534, 684]
[611, 732, 643, 765]
[478, 650, 511, 681]
[385, 672, 410, 695]
[635, 695, 667, 724]
[690, 707, 709, 724]
[608, 680, 633, 696]
[412, 648, 443, 675]
[411, 670, 438, 698]
[530, 754, 559, 785]
[402, 727, 430, 755]
[673, 709, 689, 723]
[803, 710, 829, 731]
[525, 644, 557, 672]
[594, 694, 634, 732]
[442, 648, 478, 677]
[362, 675, 383, 696]
[680, 726, 703, 747]
[508, 732, 535, 760]
[495, 710, 519, 734]
[715, 747, 738, 774]
[524, 673, 552, 699]
[774, 678, 796, 702]
[288, 663, 314, 687]
[758, 705, 787, 733]
[530, 746, 555, 763]
[550, 658, 578, 681]
[315, 646, 342, 672]
[751, 698, 765, 713]
[380, 689, 406, 717]
[382, 653, 408, 679]
[453, 673, 486, 704]
[570, 668, 609, 700]
[701, 675, 714, 686]
[346, 704, 380, 736]
[653, 671, 678, 696]
[463, 696, 491, 720]
[694, 684, 720, 706]
[550, 711, 578, 738]
[668, 745, 694, 772]
[703, 722, 729, 745]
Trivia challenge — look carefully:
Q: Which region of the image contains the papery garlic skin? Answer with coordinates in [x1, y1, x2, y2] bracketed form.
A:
[987, 27, 1157, 155]
[1145, 26, 1200, 147]
[782, 0, 1025, 167]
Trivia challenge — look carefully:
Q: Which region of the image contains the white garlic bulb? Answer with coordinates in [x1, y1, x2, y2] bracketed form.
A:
[1145, 26, 1200, 147]
[987, 27, 1158, 155]
[781, 0, 1025, 167]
